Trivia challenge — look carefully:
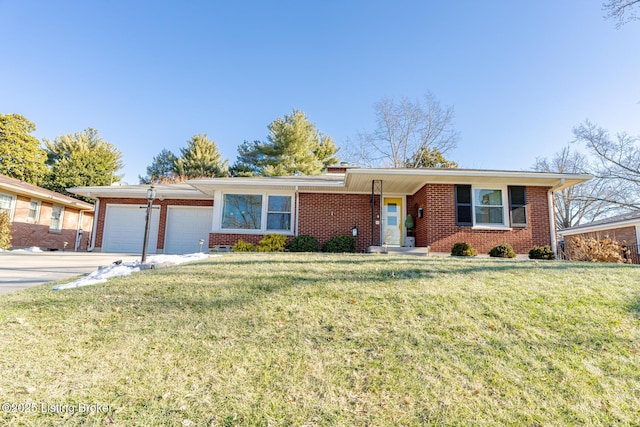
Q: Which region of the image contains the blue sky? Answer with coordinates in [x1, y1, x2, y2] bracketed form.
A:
[2, 0, 639, 183]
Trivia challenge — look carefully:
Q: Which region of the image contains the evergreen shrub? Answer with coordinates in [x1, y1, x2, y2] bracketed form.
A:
[287, 235, 319, 252]
[322, 235, 356, 253]
[489, 243, 516, 258]
[529, 246, 555, 260]
[451, 242, 477, 257]
[257, 234, 287, 252]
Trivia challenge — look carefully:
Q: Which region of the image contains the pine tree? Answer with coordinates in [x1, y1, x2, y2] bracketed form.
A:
[174, 134, 228, 178]
[231, 109, 338, 176]
[139, 149, 179, 184]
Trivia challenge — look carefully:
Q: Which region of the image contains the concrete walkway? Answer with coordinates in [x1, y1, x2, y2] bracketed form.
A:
[0, 251, 140, 294]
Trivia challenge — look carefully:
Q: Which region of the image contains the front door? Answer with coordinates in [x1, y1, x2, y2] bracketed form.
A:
[383, 197, 402, 246]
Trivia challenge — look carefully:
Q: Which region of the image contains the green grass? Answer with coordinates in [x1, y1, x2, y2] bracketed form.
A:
[0, 253, 639, 426]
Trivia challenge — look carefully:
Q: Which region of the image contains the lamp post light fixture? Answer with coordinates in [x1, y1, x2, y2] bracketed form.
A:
[141, 186, 157, 264]
[199, 239, 205, 253]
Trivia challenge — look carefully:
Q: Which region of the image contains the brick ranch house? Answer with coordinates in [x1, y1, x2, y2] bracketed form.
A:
[558, 211, 640, 264]
[68, 167, 590, 255]
[0, 174, 94, 250]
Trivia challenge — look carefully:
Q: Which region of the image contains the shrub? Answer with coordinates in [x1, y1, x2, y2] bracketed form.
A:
[231, 240, 256, 252]
[322, 235, 356, 253]
[287, 234, 319, 252]
[257, 234, 287, 252]
[489, 243, 517, 258]
[451, 242, 477, 257]
[0, 211, 11, 250]
[529, 245, 555, 260]
[568, 236, 629, 263]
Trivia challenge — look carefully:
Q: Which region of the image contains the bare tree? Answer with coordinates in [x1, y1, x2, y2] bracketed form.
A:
[603, 0, 640, 27]
[573, 120, 640, 211]
[534, 146, 616, 229]
[345, 93, 459, 168]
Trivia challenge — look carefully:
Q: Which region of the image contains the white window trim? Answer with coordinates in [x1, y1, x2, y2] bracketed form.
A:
[213, 191, 295, 235]
[28, 199, 41, 223]
[0, 192, 16, 221]
[50, 205, 65, 233]
[471, 185, 511, 230]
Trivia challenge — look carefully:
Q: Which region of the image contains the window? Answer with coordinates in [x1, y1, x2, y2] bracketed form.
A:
[28, 200, 41, 222]
[221, 194, 262, 230]
[474, 188, 504, 225]
[50, 205, 64, 232]
[509, 186, 527, 227]
[219, 193, 293, 233]
[0, 193, 14, 218]
[456, 185, 524, 228]
[267, 195, 292, 231]
[455, 185, 472, 226]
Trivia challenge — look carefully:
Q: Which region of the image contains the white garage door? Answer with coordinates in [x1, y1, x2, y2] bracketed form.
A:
[164, 206, 213, 254]
[102, 205, 160, 254]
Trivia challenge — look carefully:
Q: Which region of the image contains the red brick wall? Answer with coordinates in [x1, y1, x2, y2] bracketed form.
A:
[298, 193, 380, 252]
[95, 198, 213, 251]
[9, 195, 94, 250]
[411, 184, 552, 254]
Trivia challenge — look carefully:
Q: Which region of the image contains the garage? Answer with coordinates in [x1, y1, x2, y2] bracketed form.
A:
[102, 205, 160, 254]
[164, 206, 213, 254]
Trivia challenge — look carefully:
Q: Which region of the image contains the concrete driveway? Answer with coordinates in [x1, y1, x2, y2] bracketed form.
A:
[0, 251, 141, 294]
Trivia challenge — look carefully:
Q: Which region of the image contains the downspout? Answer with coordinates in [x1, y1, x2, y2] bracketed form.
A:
[548, 179, 565, 256]
[87, 198, 100, 252]
[295, 186, 299, 236]
[74, 210, 84, 252]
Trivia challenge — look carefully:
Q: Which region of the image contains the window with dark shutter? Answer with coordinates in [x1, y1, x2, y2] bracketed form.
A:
[509, 186, 527, 227]
[455, 185, 472, 226]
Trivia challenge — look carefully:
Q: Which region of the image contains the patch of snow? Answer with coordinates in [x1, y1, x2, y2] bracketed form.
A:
[12, 247, 44, 252]
[52, 252, 213, 290]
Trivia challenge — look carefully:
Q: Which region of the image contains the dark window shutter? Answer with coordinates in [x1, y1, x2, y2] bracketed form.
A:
[455, 185, 472, 226]
[509, 186, 527, 227]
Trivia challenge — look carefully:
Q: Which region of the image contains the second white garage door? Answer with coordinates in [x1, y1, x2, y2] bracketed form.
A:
[164, 206, 213, 254]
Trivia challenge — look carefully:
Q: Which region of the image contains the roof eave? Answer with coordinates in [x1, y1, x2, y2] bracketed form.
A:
[1, 183, 94, 211]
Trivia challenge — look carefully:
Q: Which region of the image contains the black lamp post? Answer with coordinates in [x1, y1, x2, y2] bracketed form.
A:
[141, 186, 157, 264]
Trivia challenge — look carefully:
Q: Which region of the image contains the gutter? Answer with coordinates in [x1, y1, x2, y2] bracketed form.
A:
[548, 179, 565, 255]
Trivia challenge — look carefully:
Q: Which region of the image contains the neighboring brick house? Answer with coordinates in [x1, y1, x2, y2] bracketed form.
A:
[558, 212, 640, 264]
[68, 168, 591, 255]
[0, 175, 94, 250]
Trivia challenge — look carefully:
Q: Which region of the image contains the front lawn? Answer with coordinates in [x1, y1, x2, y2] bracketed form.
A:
[0, 254, 639, 426]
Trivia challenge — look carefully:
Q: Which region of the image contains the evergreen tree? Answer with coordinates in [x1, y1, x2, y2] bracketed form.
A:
[406, 147, 458, 168]
[0, 113, 48, 184]
[139, 149, 179, 184]
[173, 134, 228, 178]
[43, 128, 123, 197]
[231, 109, 338, 176]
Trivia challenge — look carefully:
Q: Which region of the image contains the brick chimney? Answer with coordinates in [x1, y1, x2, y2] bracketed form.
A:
[327, 162, 356, 174]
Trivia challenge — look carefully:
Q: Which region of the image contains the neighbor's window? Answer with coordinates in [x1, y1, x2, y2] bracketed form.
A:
[28, 200, 41, 222]
[267, 195, 292, 231]
[50, 205, 64, 232]
[0, 193, 14, 217]
[221, 194, 263, 230]
[474, 188, 504, 225]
